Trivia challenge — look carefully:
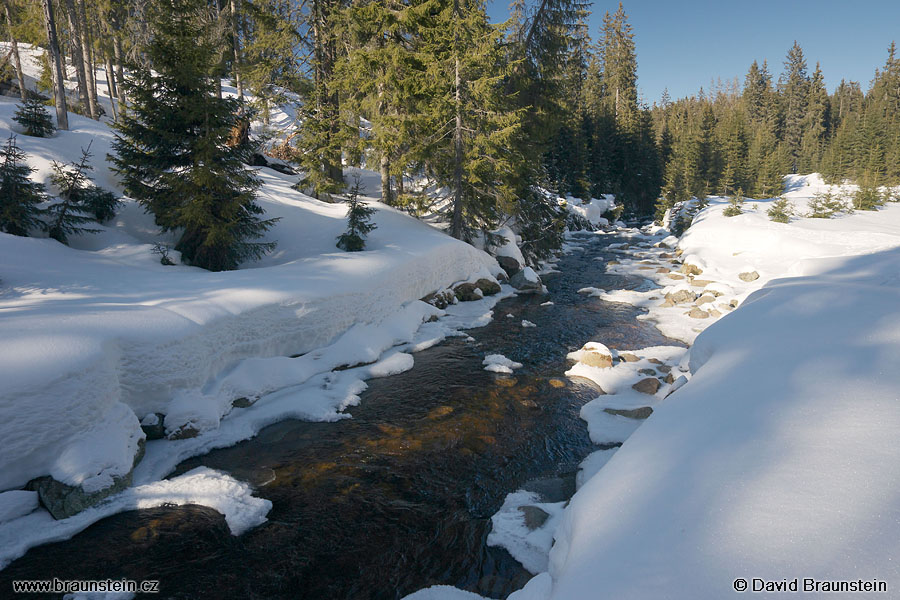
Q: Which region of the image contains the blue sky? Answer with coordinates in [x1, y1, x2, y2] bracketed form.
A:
[487, 0, 900, 104]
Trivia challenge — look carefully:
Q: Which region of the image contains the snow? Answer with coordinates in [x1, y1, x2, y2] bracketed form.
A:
[401, 587, 489, 600]
[0, 92, 506, 494]
[0, 491, 39, 524]
[520, 266, 540, 283]
[483, 354, 523, 374]
[0, 43, 522, 560]
[545, 246, 900, 599]
[0, 467, 270, 569]
[492, 175, 900, 599]
[521, 319, 537, 328]
[575, 448, 617, 490]
[506, 573, 552, 600]
[563, 195, 616, 227]
[486, 490, 566, 574]
[491, 225, 526, 266]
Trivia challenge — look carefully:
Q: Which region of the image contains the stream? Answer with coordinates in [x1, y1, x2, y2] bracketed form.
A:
[1, 232, 680, 599]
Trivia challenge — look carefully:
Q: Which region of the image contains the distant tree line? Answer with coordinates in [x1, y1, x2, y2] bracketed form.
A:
[4, 0, 898, 270]
[648, 41, 900, 220]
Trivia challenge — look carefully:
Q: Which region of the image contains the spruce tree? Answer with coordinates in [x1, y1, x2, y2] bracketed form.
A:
[779, 41, 809, 171]
[420, 0, 522, 243]
[13, 98, 56, 138]
[46, 148, 104, 244]
[111, 0, 278, 271]
[0, 135, 47, 236]
[799, 62, 829, 172]
[336, 177, 376, 251]
[722, 188, 744, 217]
[767, 197, 792, 223]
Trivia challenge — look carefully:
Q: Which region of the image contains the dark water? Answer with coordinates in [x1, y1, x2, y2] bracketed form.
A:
[1, 233, 679, 599]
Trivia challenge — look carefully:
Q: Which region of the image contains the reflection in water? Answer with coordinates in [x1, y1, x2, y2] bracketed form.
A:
[0, 233, 680, 599]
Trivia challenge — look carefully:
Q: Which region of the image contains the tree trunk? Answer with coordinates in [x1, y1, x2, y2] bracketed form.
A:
[380, 152, 392, 205]
[449, 0, 464, 239]
[63, 0, 90, 113]
[3, 0, 25, 100]
[78, 0, 98, 119]
[311, 0, 342, 188]
[230, 0, 243, 99]
[105, 54, 118, 120]
[450, 56, 464, 238]
[112, 35, 125, 104]
[41, 0, 68, 130]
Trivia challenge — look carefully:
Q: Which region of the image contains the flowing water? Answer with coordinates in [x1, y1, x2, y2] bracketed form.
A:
[1, 233, 680, 599]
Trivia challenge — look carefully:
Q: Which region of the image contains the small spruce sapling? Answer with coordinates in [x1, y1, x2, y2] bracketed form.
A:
[767, 197, 792, 223]
[0, 135, 48, 236]
[151, 242, 176, 265]
[336, 177, 376, 252]
[852, 184, 885, 211]
[46, 143, 119, 243]
[722, 189, 745, 217]
[807, 191, 847, 218]
[13, 97, 56, 138]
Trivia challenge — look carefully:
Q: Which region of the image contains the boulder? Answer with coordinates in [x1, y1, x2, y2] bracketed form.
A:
[667, 273, 685, 280]
[519, 505, 550, 530]
[496, 255, 521, 277]
[575, 342, 614, 368]
[32, 439, 145, 520]
[453, 282, 484, 302]
[665, 289, 696, 304]
[422, 289, 456, 309]
[604, 406, 654, 420]
[140, 413, 166, 440]
[619, 353, 640, 363]
[168, 425, 200, 440]
[687, 307, 710, 319]
[632, 378, 661, 395]
[474, 278, 501, 296]
[695, 295, 716, 305]
[232, 397, 256, 408]
[681, 263, 704, 276]
[522, 476, 575, 503]
[739, 270, 760, 282]
[509, 268, 544, 294]
[638, 368, 657, 376]
[581, 351, 613, 368]
[665, 372, 675, 384]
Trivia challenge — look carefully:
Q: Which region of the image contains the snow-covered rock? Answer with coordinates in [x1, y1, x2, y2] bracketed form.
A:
[483, 354, 524, 374]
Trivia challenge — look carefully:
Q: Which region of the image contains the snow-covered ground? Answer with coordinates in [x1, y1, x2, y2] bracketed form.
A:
[0, 45, 512, 566]
[406, 177, 900, 599]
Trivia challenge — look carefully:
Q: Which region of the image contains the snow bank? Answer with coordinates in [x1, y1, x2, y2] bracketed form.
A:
[0, 467, 270, 568]
[545, 247, 900, 599]
[0, 94, 505, 494]
[496, 176, 900, 599]
[401, 587, 489, 600]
